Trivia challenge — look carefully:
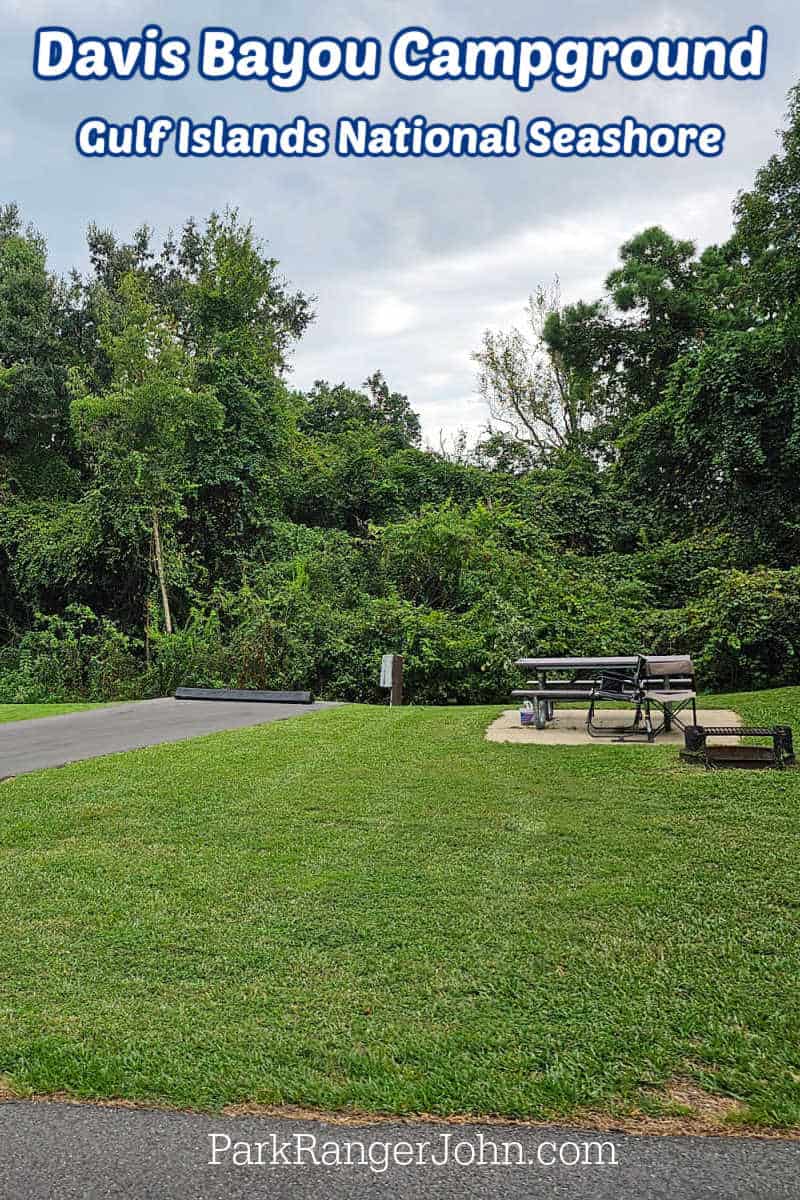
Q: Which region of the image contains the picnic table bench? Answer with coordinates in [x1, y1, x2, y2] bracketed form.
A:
[512, 655, 697, 739]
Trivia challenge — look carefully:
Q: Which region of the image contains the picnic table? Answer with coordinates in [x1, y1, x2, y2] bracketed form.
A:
[515, 655, 691, 676]
[512, 654, 697, 738]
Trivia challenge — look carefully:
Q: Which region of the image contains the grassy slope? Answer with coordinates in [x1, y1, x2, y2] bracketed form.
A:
[0, 703, 104, 724]
[0, 691, 799, 1124]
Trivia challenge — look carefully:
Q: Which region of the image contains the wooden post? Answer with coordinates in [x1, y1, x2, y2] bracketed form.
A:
[380, 653, 404, 706]
[390, 654, 404, 707]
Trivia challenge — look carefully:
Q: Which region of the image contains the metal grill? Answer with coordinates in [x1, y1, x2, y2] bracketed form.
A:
[682, 724, 795, 769]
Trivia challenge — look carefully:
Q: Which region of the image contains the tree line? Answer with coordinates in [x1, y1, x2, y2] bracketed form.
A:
[3, 88, 800, 703]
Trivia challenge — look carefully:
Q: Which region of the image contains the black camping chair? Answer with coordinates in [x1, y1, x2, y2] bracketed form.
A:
[586, 654, 652, 740]
[586, 653, 698, 743]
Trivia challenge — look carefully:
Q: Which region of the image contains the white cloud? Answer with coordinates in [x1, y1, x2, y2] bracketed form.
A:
[362, 293, 418, 336]
[0, 0, 146, 17]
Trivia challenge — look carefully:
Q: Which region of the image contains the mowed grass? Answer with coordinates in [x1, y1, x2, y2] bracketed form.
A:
[1, 692, 799, 1125]
[0, 703, 105, 724]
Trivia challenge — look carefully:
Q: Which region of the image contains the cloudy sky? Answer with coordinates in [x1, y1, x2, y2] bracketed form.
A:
[1, 0, 797, 443]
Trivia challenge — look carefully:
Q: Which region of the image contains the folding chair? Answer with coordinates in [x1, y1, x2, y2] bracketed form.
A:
[640, 655, 697, 736]
[586, 653, 697, 742]
[586, 654, 654, 741]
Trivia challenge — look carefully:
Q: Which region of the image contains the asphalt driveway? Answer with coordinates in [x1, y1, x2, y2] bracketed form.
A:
[0, 1103, 797, 1200]
[0, 698, 331, 779]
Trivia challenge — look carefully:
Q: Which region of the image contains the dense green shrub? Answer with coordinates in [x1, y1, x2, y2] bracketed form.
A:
[0, 502, 656, 705]
[0, 604, 140, 702]
[1, 500, 796, 706]
[646, 567, 800, 691]
[0, 500, 102, 613]
[602, 532, 756, 611]
[6, 564, 797, 703]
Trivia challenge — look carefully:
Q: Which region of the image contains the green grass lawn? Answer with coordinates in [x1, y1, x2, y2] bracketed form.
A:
[0, 702, 105, 724]
[1, 690, 799, 1126]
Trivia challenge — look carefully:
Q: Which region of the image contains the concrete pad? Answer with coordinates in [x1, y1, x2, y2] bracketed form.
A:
[486, 708, 742, 746]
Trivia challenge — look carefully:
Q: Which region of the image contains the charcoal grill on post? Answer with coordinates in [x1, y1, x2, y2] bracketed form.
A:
[681, 724, 795, 769]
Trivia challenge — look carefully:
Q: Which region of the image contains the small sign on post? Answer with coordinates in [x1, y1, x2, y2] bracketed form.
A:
[380, 653, 404, 706]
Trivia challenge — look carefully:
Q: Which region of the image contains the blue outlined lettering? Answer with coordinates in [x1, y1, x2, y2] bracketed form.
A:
[76, 116, 175, 156]
[75, 115, 330, 158]
[525, 116, 725, 158]
[175, 116, 329, 156]
[335, 115, 519, 157]
[388, 25, 766, 91]
[35, 26, 190, 80]
[36, 20, 760, 164]
[74, 113, 725, 161]
[35, 24, 767, 91]
[197, 28, 380, 90]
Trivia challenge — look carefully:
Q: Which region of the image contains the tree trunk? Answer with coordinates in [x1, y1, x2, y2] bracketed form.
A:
[151, 510, 173, 635]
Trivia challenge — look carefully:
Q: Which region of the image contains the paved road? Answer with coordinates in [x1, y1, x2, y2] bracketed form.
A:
[0, 1103, 797, 1199]
[0, 698, 331, 779]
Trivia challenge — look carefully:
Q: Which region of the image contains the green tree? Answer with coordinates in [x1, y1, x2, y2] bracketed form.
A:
[0, 205, 73, 485]
[76, 211, 315, 582]
[603, 227, 703, 413]
[69, 276, 224, 633]
[614, 87, 800, 559]
[617, 313, 800, 559]
[299, 372, 421, 452]
[545, 228, 705, 442]
[81, 208, 313, 374]
[731, 83, 800, 320]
